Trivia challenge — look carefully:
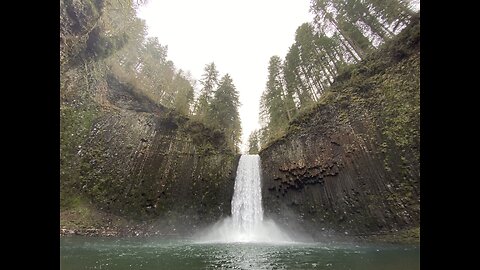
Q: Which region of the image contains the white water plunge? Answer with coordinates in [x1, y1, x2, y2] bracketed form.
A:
[197, 154, 292, 243]
[232, 154, 263, 234]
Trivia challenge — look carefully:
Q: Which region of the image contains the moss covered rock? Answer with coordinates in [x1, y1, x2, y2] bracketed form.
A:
[259, 16, 420, 242]
[60, 1, 239, 235]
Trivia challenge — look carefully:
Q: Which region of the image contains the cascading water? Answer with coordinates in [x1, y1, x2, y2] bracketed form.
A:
[198, 154, 291, 243]
[231, 155, 263, 236]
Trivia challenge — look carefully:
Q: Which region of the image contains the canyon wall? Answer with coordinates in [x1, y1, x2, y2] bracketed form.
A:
[260, 17, 420, 238]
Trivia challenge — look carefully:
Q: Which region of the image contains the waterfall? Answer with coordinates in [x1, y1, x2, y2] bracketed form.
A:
[198, 154, 291, 243]
[231, 155, 264, 234]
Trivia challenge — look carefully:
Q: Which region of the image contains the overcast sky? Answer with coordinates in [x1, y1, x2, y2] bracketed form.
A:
[137, 0, 312, 152]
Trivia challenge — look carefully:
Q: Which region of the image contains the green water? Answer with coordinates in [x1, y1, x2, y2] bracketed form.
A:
[60, 236, 419, 270]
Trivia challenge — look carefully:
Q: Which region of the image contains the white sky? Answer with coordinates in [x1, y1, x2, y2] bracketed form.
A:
[137, 0, 312, 153]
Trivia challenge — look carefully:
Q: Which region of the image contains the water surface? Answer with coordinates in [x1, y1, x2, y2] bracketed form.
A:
[60, 236, 419, 270]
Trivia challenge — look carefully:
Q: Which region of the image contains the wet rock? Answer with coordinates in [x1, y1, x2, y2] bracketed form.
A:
[259, 19, 420, 237]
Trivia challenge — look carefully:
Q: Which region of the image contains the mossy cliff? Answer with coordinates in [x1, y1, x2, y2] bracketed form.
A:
[259, 16, 420, 243]
[60, 0, 238, 235]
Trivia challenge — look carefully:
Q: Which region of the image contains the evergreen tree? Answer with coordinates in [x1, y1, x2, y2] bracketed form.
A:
[136, 37, 175, 105]
[257, 0, 417, 147]
[209, 74, 242, 151]
[259, 56, 292, 142]
[295, 23, 329, 97]
[247, 130, 260, 154]
[284, 44, 315, 106]
[194, 62, 219, 120]
[310, 0, 415, 59]
[172, 70, 194, 115]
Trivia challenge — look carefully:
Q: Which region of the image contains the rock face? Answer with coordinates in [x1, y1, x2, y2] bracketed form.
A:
[60, 0, 239, 233]
[62, 74, 239, 230]
[260, 17, 420, 237]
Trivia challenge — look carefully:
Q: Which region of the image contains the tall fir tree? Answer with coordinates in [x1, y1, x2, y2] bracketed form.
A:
[209, 74, 242, 152]
[247, 130, 260, 154]
[194, 62, 219, 120]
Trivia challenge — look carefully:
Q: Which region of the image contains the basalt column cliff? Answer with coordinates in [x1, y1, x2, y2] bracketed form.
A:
[260, 17, 420, 241]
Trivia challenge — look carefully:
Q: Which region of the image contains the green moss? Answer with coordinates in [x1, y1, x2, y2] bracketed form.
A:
[60, 193, 83, 210]
[60, 195, 131, 230]
[376, 68, 420, 150]
[60, 197, 93, 227]
[60, 104, 100, 209]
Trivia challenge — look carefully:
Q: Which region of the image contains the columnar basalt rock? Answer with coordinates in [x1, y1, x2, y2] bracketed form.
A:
[60, 0, 240, 234]
[259, 18, 420, 239]
[64, 75, 239, 229]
